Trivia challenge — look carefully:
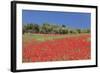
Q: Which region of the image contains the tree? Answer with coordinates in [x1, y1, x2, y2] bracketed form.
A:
[26, 24, 33, 30]
[32, 24, 39, 33]
[76, 29, 81, 33]
[86, 29, 90, 33]
[62, 24, 66, 28]
[41, 23, 53, 34]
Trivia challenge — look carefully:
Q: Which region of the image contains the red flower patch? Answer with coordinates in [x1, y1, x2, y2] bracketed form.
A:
[22, 34, 91, 63]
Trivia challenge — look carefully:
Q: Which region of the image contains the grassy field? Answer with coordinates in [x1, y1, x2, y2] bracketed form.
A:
[23, 33, 90, 42]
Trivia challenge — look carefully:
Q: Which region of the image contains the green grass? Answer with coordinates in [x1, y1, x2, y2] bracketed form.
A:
[23, 33, 67, 42]
[23, 33, 90, 42]
[31, 34, 67, 41]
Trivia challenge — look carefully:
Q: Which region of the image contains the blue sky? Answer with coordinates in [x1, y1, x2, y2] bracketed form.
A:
[22, 10, 91, 29]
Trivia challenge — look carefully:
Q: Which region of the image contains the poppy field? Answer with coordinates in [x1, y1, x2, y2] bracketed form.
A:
[22, 10, 91, 63]
[22, 33, 91, 63]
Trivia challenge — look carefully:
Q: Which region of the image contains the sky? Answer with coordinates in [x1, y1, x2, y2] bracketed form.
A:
[22, 10, 91, 29]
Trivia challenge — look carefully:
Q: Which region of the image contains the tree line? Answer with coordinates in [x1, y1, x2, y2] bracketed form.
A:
[23, 23, 90, 34]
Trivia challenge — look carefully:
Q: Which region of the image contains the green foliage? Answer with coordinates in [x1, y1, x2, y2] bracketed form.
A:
[76, 29, 81, 33]
[22, 23, 90, 34]
[40, 23, 53, 33]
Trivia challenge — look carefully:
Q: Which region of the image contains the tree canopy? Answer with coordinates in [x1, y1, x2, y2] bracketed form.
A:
[23, 23, 90, 34]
